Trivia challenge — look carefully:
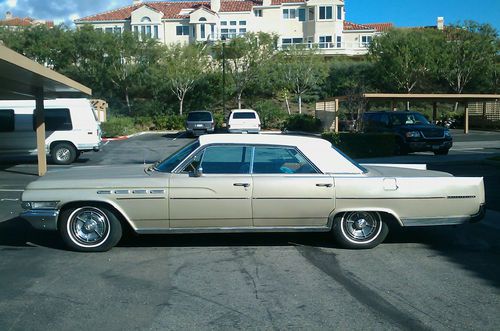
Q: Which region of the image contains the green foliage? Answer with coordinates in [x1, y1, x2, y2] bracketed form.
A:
[212, 111, 226, 128]
[254, 100, 288, 129]
[284, 114, 322, 132]
[322, 132, 396, 158]
[100, 116, 136, 137]
[153, 114, 186, 130]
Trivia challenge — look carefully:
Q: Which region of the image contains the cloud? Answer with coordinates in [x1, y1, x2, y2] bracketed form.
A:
[0, 0, 132, 25]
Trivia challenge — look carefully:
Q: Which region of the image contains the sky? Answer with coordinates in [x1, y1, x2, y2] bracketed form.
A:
[0, 0, 499, 31]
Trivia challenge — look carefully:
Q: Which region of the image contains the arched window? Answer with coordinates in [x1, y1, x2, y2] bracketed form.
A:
[141, 16, 151, 22]
[199, 17, 207, 39]
[199, 17, 207, 22]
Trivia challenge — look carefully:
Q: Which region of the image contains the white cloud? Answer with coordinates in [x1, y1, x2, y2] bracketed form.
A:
[7, 0, 17, 8]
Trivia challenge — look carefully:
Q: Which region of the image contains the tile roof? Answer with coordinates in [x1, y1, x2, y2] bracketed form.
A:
[343, 21, 393, 32]
[0, 16, 53, 27]
[77, 1, 260, 22]
[271, 0, 304, 4]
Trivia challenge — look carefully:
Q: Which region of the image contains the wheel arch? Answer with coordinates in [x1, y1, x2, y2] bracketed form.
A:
[58, 200, 137, 234]
[49, 140, 78, 152]
[329, 208, 403, 228]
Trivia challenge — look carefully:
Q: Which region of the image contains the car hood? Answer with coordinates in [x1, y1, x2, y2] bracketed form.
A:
[25, 164, 169, 190]
[363, 165, 453, 178]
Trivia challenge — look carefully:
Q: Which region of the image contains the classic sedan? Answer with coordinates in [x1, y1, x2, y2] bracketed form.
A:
[20, 134, 485, 252]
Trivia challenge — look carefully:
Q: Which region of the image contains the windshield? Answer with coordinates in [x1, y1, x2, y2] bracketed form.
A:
[390, 113, 430, 126]
[187, 112, 212, 121]
[154, 141, 200, 172]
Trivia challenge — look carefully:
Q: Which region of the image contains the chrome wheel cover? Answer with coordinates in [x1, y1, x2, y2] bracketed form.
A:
[341, 211, 382, 244]
[67, 207, 110, 247]
[55, 147, 71, 162]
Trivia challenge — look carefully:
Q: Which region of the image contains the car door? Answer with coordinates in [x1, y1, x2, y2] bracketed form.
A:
[169, 145, 253, 228]
[251, 146, 335, 228]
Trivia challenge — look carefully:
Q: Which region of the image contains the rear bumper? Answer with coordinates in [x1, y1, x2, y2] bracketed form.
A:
[20, 209, 59, 231]
[470, 204, 486, 223]
[228, 128, 260, 133]
[407, 140, 452, 152]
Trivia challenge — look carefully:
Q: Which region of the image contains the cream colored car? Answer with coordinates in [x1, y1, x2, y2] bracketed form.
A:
[20, 134, 485, 252]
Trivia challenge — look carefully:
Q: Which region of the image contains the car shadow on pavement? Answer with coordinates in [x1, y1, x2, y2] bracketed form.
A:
[0, 217, 64, 250]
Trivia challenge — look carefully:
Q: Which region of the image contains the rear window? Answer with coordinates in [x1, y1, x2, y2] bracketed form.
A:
[232, 112, 256, 119]
[187, 112, 212, 121]
[0, 109, 15, 132]
[32, 108, 72, 131]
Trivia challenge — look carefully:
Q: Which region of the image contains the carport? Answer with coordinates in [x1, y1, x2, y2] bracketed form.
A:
[0, 44, 91, 176]
[318, 93, 500, 133]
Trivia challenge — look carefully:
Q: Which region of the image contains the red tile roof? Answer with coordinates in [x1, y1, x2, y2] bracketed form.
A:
[343, 21, 393, 32]
[0, 16, 53, 27]
[271, 0, 304, 4]
[77, 1, 260, 22]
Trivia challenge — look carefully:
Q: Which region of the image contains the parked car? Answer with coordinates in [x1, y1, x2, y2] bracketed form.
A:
[20, 134, 484, 252]
[0, 98, 102, 164]
[227, 109, 261, 133]
[185, 110, 215, 137]
[361, 111, 452, 155]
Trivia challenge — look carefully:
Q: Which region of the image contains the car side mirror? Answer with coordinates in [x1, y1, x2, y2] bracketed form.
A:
[192, 166, 203, 177]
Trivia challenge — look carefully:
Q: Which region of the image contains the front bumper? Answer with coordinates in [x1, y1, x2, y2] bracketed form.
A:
[20, 209, 59, 231]
[470, 203, 486, 223]
[407, 140, 452, 152]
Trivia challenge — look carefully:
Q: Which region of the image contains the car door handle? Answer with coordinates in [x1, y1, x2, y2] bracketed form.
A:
[316, 183, 332, 187]
[233, 183, 251, 187]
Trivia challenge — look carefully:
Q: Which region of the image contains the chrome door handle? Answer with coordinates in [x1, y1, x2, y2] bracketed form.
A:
[316, 183, 332, 187]
[233, 183, 250, 187]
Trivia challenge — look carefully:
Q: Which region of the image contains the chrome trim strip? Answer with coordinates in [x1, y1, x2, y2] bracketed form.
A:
[20, 209, 59, 231]
[252, 197, 332, 200]
[401, 216, 469, 226]
[447, 195, 476, 199]
[149, 189, 166, 194]
[170, 197, 250, 200]
[116, 197, 165, 200]
[97, 190, 112, 195]
[114, 190, 129, 195]
[337, 197, 444, 200]
[132, 189, 148, 194]
[135, 226, 331, 234]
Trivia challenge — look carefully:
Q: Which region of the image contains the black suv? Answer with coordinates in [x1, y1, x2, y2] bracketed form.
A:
[361, 111, 453, 155]
[185, 111, 215, 137]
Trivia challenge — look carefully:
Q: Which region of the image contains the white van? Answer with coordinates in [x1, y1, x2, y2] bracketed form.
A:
[227, 109, 261, 133]
[0, 98, 102, 164]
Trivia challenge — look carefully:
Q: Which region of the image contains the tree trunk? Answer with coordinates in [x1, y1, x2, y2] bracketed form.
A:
[284, 93, 291, 115]
[125, 87, 132, 114]
[405, 101, 410, 111]
[298, 94, 302, 114]
[179, 93, 185, 115]
[237, 93, 242, 109]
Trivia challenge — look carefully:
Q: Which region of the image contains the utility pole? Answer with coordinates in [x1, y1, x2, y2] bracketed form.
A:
[222, 42, 226, 115]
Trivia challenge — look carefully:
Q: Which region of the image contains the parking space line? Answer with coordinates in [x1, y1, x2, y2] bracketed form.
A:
[173, 132, 187, 141]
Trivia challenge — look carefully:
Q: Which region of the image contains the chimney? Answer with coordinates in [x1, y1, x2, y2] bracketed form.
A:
[5, 11, 13, 20]
[133, 0, 142, 5]
[211, 0, 220, 12]
[437, 17, 444, 30]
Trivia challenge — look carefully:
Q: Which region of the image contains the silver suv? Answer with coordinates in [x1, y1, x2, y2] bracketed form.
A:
[185, 111, 215, 137]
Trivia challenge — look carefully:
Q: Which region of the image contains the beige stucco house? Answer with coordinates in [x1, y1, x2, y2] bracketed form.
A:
[74, 0, 392, 56]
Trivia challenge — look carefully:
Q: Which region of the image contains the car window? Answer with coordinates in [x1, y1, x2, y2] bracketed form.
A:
[187, 112, 212, 121]
[155, 141, 200, 172]
[253, 147, 317, 174]
[232, 112, 256, 119]
[32, 108, 72, 131]
[199, 145, 252, 174]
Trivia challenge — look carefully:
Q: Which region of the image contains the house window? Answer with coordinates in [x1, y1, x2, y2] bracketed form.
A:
[281, 37, 303, 48]
[154, 25, 159, 39]
[254, 9, 262, 17]
[319, 6, 333, 20]
[105, 27, 113, 33]
[298, 8, 306, 22]
[141, 16, 151, 22]
[337, 36, 342, 48]
[283, 9, 297, 19]
[133, 26, 138, 34]
[361, 35, 373, 46]
[239, 28, 246, 34]
[0, 109, 14, 132]
[114, 27, 122, 34]
[176, 25, 190, 36]
[201, 24, 205, 39]
[337, 6, 343, 20]
[221, 21, 227, 25]
[145, 25, 151, 37]
[308, 7, 314, 21]
[221, 28, 237, 39]
[230, 21, 237, 25]
[239, 21, 246, 25]
[319, 36, 332, 48]
[95, 27, 102, 32]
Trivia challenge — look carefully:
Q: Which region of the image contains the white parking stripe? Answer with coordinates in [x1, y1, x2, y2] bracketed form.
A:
[0, 189, 24, 192]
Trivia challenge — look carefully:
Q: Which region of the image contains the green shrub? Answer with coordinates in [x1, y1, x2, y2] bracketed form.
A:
[101, 116, 136, 137]
[322, 132, 396, 158]
[134, 116, 155, 131]
[212, 111, 226, 128]
[254, 100, 287, 129]
[153, 114, 186, 130]
[284, 114, 322, 132]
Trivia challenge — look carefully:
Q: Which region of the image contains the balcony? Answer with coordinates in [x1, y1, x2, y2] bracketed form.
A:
[279, 42, 371, 56]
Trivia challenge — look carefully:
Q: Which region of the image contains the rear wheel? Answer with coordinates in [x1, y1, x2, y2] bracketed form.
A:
[51, 142, 77, 165]
[59, 205, 122, 252]
[332, 211, 388, 249]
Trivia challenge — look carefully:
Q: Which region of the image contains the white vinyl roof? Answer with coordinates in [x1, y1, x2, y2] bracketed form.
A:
[198, 134, 364, 174]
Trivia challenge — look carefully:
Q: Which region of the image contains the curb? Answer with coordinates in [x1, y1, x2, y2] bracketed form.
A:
[102, 130, 181, 142]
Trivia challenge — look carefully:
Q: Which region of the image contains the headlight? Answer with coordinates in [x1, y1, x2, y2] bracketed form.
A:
[405, 131, 421, 138]
[444, 130, 451, 137]
[21, 201, 59, 210]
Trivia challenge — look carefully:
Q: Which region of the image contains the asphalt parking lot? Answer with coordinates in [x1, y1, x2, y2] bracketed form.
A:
[0, 130, 499, 330]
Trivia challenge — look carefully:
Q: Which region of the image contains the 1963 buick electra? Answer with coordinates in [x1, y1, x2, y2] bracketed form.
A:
[20, 134, 485, 252]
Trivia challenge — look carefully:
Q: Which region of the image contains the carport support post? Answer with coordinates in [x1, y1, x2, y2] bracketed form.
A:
[464, 101, 469, 134]
[432, 102, 437, 123]
[334, 98, 339, 133]
[34, 89, 47, 176]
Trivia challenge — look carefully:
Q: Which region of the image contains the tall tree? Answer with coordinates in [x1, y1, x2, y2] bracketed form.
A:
[160, 43, 209, 115]
[276, 46, 328, 114]
[214, 32, 277, 109]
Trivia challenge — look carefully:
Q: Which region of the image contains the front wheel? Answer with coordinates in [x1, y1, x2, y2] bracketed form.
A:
[332, 211, 388, 249]
[59, 205, 122, 252]
[51, 142, 77, 165]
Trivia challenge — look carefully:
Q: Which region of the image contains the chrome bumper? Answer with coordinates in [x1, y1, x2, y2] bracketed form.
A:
[20, 209, 59, 231]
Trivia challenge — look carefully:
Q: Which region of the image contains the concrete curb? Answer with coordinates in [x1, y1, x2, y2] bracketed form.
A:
[102, 130, 181, 142]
